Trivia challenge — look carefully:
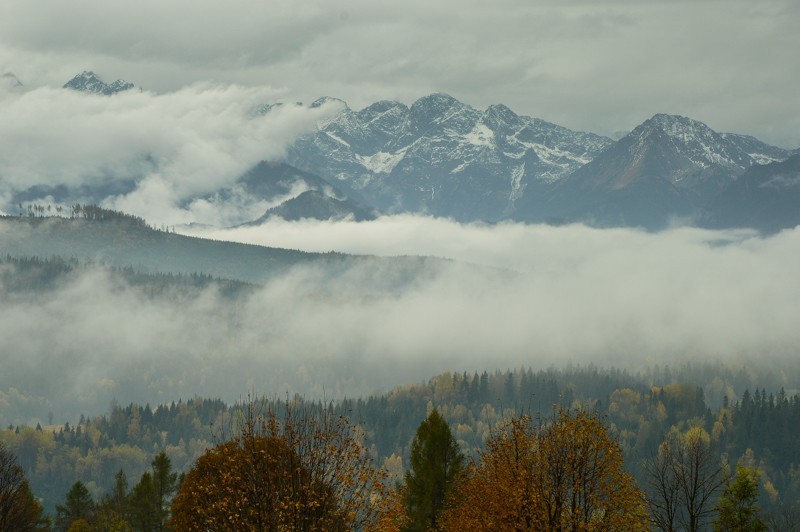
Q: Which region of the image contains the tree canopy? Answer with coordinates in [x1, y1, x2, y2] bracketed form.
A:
[170, 398, 402, 531]
[440, 409, 648, 531]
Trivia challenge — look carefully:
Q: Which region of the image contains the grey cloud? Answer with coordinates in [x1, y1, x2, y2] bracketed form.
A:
[3, 216, 799, 424]
[1, 0, 797, 146]
[0, 83, 341, 224]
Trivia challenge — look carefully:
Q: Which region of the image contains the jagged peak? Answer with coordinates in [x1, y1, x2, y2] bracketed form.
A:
[75, 70, 100, 80]
[482, 103, 521, 128]
[626, 113, 719, 145]
[644, 113, 713, 132]
[63, 71, 135, 95]
[359, 99, 408, 114]
[410, 92, 465, 111]
[310, 96, 349, 110]
[643, 113, 704, 129]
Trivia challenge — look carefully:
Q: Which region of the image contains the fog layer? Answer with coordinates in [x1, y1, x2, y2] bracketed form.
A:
[2, 218, 798, 425]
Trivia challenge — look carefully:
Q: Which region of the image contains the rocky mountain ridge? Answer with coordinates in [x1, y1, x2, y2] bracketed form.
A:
[63, 71, 135, 95]
[3, 72, 796, 232]
[286, 93, 614, 222]
[523, 113, 791, 228]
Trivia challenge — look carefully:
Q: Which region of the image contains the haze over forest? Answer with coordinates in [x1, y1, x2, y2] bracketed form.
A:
[1, 0, 798, 430]
[3, 4, 800, 529]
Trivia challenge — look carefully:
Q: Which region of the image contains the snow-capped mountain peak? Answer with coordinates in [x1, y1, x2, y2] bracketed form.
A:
[630, 113, 782, 173]
[63, 71, 135, 95]
[286, 94, 613, 221]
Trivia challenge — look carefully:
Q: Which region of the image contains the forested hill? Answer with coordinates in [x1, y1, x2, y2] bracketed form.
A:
[3, 363, 800, 522]
[0, 210, 445, 284]
[0, 255, 254, 297]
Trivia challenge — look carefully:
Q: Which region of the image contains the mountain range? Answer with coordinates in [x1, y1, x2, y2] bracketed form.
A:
[2, 71, 798, 233]
[284, 98, 795, 231]
[286, 94, 614, 222]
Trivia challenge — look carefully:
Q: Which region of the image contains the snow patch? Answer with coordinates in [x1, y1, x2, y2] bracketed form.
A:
[749, 153, 782, 165]
[325, 131, 351, 147]
[465, 123, 495, 147]
[356, 150, 406, 174]
[510, 164, 525, 201]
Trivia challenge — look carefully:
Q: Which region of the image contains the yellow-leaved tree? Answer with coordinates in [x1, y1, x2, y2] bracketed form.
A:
[439, 409, 648, 531]
[170, 398, 404, 531]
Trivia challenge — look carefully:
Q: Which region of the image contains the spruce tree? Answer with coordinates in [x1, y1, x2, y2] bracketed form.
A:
[55, 481, 95, 531]
[403, 409, 464, 531]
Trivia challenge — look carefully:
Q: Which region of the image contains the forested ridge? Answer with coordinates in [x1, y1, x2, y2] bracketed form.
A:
[3, 363, 800, 527]
[0, 255, 254, 298]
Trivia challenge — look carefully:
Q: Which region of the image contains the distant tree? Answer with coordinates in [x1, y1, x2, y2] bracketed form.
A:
[55, 481, 96, 531]
[402, 409, 464, 531]
[129, 472, 157, 531]
[0, 443, 47, 531]
[96, 469, 132, 531]
[151, 452, 178, 528]
[130, 452, 177, 531]
[440, 409, 648, 531]
[108, 469, 130, 515]
[714, 465, 767, 532]
[648, 427, 726, 532]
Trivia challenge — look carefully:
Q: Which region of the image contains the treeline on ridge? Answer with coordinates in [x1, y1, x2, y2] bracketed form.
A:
[0, 255, 254, 297]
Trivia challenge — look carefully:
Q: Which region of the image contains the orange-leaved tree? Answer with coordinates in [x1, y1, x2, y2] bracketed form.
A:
[170, 397, 404, 531]
[440, 409, 648, 531]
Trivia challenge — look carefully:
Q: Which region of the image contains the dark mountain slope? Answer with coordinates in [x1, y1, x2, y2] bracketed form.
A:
[254, 190, 378, 223]
[703, 154, 800, 233]
[0, 214, 437, 284]
[524, 114, 790, 229]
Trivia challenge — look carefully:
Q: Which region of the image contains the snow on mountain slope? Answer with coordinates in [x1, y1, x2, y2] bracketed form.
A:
[524, 113, 792, 229]
[286, 94, 613, 221]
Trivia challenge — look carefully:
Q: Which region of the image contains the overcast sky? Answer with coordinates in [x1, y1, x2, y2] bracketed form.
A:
[1, 0, 798, 148]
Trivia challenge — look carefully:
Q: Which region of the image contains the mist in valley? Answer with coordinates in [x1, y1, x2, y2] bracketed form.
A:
[2, 216, 799, 426]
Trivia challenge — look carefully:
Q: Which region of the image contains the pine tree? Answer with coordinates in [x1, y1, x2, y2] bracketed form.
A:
[403, 409, 464, 531]
[55, 481, 95, 531]
[130, 452, 178, 531]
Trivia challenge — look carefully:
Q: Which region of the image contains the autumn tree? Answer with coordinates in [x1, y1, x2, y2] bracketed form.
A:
[440, 409, 648, 531]
[0, 443, 47, 531]
[402, 409, 464, 531]
[170, 397, 402, 531]
[714, 465, 767, 532]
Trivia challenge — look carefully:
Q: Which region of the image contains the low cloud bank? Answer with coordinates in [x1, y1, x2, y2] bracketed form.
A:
[2, 218, 798, 424]
[0, 83, 340, 225]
